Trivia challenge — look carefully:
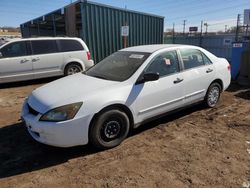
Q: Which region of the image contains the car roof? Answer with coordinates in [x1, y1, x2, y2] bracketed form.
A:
[120, 44, 197, 53]
[6, 37, 81, 42]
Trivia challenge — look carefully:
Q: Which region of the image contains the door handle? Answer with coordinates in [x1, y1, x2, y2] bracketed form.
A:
[206, 68, 213, 73]
[20, 59, 29, 63]
[173, 78, 184, 84]
[32, 57, 40, 62]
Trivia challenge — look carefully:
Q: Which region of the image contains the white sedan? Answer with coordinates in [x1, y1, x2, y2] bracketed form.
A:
[21, 45, 231, 149]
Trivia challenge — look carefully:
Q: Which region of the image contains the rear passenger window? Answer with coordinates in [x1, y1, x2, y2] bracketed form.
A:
[180, 49, 204, 70]
[202, 53, 213, 65]
[31, 40, 58, 55]
[59, 40, 84, 52]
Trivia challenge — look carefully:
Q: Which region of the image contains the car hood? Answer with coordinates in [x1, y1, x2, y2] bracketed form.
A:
[28, 73, 119, 113]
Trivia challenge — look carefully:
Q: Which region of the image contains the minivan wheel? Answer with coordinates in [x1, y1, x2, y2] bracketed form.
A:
[205, 83, 221, 108]
[90, 109, 130, 149]
[64, 63, 82, 76]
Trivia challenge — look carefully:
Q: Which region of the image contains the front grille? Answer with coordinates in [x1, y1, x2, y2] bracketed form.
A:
[28, 104, 39, 116]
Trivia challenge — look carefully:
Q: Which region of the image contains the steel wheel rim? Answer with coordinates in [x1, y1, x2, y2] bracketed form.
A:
[103, 120, 121, 139]
[67, 66, 80, 75]
[208, 87, 220, 106]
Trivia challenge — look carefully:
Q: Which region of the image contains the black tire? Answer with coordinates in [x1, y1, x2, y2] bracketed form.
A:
[89, 109, 130, 149]
[204, 82, 221, 108]
[64, 63, 82, 76]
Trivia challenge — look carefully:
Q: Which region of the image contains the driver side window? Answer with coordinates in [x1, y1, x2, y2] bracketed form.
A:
[145, 50, 180, 77]
[0, 41, 27, 58]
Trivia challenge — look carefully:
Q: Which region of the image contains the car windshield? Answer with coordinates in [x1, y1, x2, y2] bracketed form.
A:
[85, 51, 150, 81]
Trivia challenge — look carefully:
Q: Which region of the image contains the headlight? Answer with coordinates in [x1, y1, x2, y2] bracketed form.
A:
[40, 102, 83, 122]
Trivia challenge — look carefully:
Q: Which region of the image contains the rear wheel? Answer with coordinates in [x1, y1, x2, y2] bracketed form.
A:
[64, 63, 82, 76]
[205, 83, 221, 108]
[89, 109, 130, 149]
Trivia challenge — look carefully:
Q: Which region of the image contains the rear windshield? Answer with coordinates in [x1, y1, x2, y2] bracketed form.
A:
[85, 51, 150, 82]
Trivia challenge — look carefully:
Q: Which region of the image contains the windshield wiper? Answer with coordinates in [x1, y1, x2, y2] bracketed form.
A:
[92, 75, 108, 80]
[84, 71, 109, 80]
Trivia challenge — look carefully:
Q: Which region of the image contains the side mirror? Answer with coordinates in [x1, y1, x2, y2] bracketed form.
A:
[136, 72, 159, 84]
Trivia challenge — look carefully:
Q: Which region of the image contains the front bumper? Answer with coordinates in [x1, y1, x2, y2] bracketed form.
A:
[21, 101, 92, 147]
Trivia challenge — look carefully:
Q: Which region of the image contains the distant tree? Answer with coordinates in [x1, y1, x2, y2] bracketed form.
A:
[0, 27, 20, 32]
[227, 26, 244, 34]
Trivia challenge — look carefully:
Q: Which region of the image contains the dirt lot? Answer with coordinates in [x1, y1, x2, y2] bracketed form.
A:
[0, 78, 250, 188]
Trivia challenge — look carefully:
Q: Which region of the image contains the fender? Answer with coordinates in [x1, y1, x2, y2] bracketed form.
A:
[62, 58, 86, 71]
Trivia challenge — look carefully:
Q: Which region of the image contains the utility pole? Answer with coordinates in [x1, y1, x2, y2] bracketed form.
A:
[172, 23, 175, 44]
[225, 25, 227, 33]
[235, 14, 241, 42]
[199, 20, 203, 47]
[246, 25, 249, 36]
[204, 23, 208, 35]
[183, 20, 187, 36]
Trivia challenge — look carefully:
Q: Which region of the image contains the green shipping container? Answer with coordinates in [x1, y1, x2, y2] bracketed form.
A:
[21, 0, 164, 63]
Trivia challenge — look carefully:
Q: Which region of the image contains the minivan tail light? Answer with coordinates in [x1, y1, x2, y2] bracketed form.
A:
[227, 64, 231, 71]
[87, 52, 91, 60]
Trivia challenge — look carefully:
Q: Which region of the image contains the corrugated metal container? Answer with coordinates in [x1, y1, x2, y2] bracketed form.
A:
[21, 0, 164, 63]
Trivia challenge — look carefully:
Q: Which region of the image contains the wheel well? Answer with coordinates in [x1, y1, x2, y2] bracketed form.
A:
[64, 62, 83, 73]
[89, 104, 134, 136]
[211, 79, 223, 91]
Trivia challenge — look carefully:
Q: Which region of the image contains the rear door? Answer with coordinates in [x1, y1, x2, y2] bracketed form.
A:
[31, 40, 63, 78]
[58, 39, 88, 69]
[178, 48, 216, 105]
[0, 41, 33, 83]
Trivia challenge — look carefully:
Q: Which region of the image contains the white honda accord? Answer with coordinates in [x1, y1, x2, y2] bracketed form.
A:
[21, 45, 231, 149]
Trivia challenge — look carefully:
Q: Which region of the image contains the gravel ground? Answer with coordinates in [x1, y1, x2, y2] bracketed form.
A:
[0, 78, 250, 188]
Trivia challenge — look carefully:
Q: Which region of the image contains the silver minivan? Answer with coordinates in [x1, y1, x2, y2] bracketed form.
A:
[0, 37, 94, 83]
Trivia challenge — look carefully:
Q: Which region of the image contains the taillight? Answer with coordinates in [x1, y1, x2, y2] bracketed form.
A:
[87, 52, 91, 60]
[227, 64, 231, 71]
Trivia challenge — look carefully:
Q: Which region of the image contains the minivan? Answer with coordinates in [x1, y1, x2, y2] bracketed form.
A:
[0, 37, 94, 83]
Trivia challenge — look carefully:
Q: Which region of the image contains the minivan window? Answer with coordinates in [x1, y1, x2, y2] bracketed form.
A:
[31, 40, 58, 55]
[0, 41, 27, 58]
[59, 40, 84, 52]
[180, 49, 205, 70]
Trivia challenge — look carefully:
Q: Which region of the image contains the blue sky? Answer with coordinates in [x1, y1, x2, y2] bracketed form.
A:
[0, 0, 249, 32]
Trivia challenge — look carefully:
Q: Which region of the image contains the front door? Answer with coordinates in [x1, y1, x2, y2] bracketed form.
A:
[0, 41, 32, 83]
[133, 50, 185, 122]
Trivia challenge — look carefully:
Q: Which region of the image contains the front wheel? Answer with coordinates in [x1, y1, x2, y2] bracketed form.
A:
[205, 83, 221, 108]
[89, 109, 130, 149]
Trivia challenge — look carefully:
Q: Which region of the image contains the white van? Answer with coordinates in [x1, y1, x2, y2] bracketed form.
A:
[0, 37, 94, 83]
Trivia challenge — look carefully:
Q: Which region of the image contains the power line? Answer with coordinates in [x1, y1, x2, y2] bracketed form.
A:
[208, 19, 236, 26]
[167, 2, 250, 21]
